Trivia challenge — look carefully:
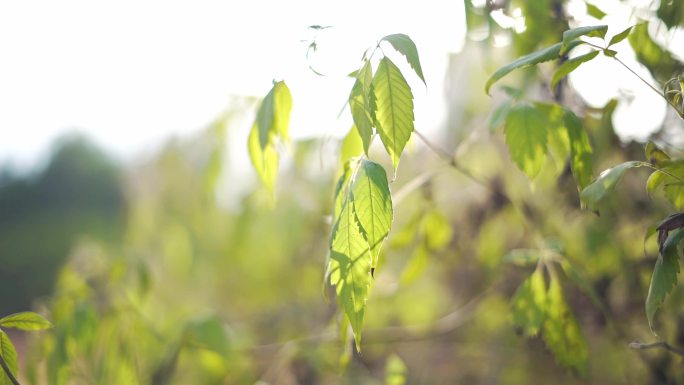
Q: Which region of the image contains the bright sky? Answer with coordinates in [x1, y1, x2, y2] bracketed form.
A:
[0, 0, 679, 172]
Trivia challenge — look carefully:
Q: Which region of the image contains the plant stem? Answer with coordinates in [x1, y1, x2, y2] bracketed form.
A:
[0, 352, 20, 385]
[629, 340, 684, 357]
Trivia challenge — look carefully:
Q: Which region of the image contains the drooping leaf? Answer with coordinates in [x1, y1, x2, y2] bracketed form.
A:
[645, 227, 684, 331]
[351, 159, 393, 268]
[349, 61, 374, 154]
[550, 50, 599, 89]
[486, 42, 577, 94]
[585, 3, 606, 19]
[248, 124, 279, 193]
[385, 353, 407, 385]
[561, 25, 607, 54]
[504, 104, 547, 178]
[372, 57, 415, 171]
[564, 110, 594, 191]
[488, 99, 513, 131]
[0, 311, 53, 331]
[0, 330, 18, 385]
[381, 34, 426, 86]
[608, 26, 633, 47]
[536, 102, 569, 175]
[579, 161, 645, 212]
[504, 249, 541, 266]
[341, 126, 364, 165]
[255, 88, 275, 149]
[542, 274, 588, 376]
[272, 81, 293, 140]
[511, 267, 547, 336]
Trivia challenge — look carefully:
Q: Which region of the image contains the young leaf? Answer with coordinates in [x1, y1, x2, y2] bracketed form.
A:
[248, 124, 279, 193]
[645, 227, 684, 331]
[0, 311, 53, 331]
[542, 274, 588, 376]
[550, 50, 599, 89]
[579, 161, 645, 212]
[511, 267, 547, 336]
[381, 34, 426, 86]
[608, 26, 633, 47]
[486, 43, 566, 95]
[349, 61, 374, 154]
[505, 104, 548, 178]
[561, 25, 607, 54]
[564, 110, 593, 191]
[372, 57, 415, 171]
[255, 88, 275, 149]
[351, 159, 393, 268]
[0, 330, 18, 385]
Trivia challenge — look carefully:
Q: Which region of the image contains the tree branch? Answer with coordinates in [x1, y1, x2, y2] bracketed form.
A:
[629, 340, 684, 357]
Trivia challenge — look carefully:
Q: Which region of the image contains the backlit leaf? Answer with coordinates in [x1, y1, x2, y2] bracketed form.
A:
[341, 126, 364, 165]
[504, 104, 547, 178]
[248, 124, 279, 193]
[564, 110, 593, 191]
[561, 25, 607, 54]
[511, 268, 547, 336]
[349, 61, 374, 154]
[381, 34, 426, 86]
[0, 311, 53, 331]
[579, 161, 645, 212]
[550, 50, 599, 89]
[385, 353, 407, 385]
[646, 227, 684, 331]
[608, 26, 633, 47]
[0, 330, 18, 385]
[586, 3, 606, 19]
[272, 81, 293, 140]
[372, 57, 415, 171]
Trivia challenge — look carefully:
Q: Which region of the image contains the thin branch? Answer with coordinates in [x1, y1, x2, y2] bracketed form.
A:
[629, 340, 684, 357]
[0, 352, 20, 385]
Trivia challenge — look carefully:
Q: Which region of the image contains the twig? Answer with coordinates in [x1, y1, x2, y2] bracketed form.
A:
[629, 340, 684, 357]
[0, 351, 20, 385]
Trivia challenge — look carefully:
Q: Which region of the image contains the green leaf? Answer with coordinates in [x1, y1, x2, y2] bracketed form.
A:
[550, 50, 599, 89]
[504, 104, 547, 178]
[400, 244, 429, 285]
[0, 330, 18, 385]
[272, 81, 293, 140]
[422, 209, 452, 251]
[184, 315, 230, 357]
[256, 88, 275, 149]
[629, 23, 680, 81]
[511, 268, 547, 336]
[646, 227, 684, 331]
[542, 274, 588, 376]
[585, 3, 606, 19]
[488, 99, 513, 131]
[349, 61, 374, 154]
[385, 353, 407, 385]
[381, 34, 426, 86]
[564, 110, 594, 191]
[561, 25, 607, 54]
[248, 123, 279, 193]
[579, 161, 645, 212]
[486, 42, 574, 95]
[341, 126, 364, 165]
[608, 26, 633, 47]
[645, 141, 670, 167]
[504, 249, 541, 266]
[645, 161, 684, 209]
[536, 102, 569, 175]
[372, 57, 415, 171]
[0, 311, 53, 331]
[351, 159, 393, 268]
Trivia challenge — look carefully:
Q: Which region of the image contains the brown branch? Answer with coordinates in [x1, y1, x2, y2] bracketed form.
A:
[629, 340, 684, 357]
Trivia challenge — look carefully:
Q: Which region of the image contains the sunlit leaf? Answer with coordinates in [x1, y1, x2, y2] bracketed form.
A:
[629, 23, 681, 81]
[511, 268, 547, 336]
[564, 110, 593, 191]
[381, 34, 426, 86]
[385, 353, 407, 385]
[505, 104, 547, 178]
[0, 311, 53, 331]
[608, 26, 633, 47]
[372, 57, 415, 171]
[536, 102, 569, 175]
[542, 274, 588, 376]
[272, 81, 293, 140]
[504, 249, 540, 266]
[561, 25, 607, 54]
[248, 124, 279, 193]
[0, 330, 18, 385]
[580, 161, 645, 212]
[349, 61, 374, 154]
[645, 141, 670, 167]
[341, 126, 364, 165]
[646, 227, 684, 331]
[255, 88, 275, 149]
[550, 50, 599, 89]
[585, 3, 606, 19]
[645, 161, 684, 209]
[351, 159, 393, 268]
[488, 99, 512, 131]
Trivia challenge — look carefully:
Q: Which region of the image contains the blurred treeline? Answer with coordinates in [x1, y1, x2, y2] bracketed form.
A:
[1, 1, 684, 384]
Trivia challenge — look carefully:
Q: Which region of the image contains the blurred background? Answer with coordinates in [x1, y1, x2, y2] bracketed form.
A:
[1, 0, 684, 383]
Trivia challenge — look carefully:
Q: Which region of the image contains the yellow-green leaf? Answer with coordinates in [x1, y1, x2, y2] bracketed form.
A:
[248, 123, 279, 193]
[349, 61, 374, 154]
[0, 330, 18, 385]
[0, 311, 53, 331]
[505, 104, 548, 178]
[341, 126, 364, 165]
[550, 50, 599, 89]
[580, 161, 645, 212]
[511, 268, 547, 336]
[381, 34, 426, 86]
[608, 26, 633, 47]
[385, 353, 407, 385]
[272, 81, 293, 141]
[564, 110, 593, 191]
[372, 57, 415, 171]
[561, 25, 607, 54]
[646, 227, 684, 331]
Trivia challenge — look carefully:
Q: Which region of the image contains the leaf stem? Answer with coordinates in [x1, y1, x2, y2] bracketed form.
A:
[629, 340, 684, 357]
[0, 351, 20, 385]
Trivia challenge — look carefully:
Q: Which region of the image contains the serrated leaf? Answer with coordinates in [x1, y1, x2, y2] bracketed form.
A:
[564, 110, 593, 191]
[586, 3, 606, 19]
[349, 61, 374, 154]
[381, 34, 426, 86]
[646, 227, 684, 331]
[608, 26, 633, 47]
[511, 268, 547, 336]
[504, 104, 547, 178]
[542, 274, 588, 376]
[351, 159, 393, 268]
[579, 161, 645, 211]
[0, 330, 18, 385]
[561, 25, 607, 54]
[248, 123, 279, 193]
[385, 353, 407, 385]
[341, 126, 364, 165]
[486, 42, 576, 95]
[372, 57, 415, 171]
[504, 249, 541, 266]
[0, 311, 53, 331]
[551, 50, 599, 89]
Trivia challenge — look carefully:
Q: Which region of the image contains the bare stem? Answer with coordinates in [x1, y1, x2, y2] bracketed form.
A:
[611, 56, 682, 114]
[629, 340, 684, 357]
